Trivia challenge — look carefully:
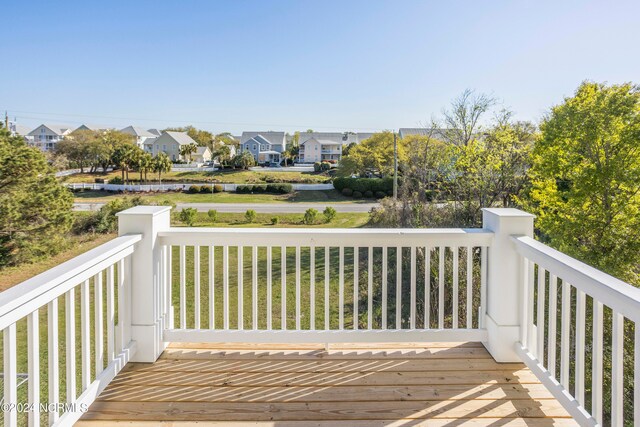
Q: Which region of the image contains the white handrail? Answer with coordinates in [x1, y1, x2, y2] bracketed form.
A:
[159, 227, 494, 247]
[0, 234, 142, 330]
[512, 235, 640, 323]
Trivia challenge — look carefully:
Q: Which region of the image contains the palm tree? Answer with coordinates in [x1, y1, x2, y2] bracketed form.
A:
[136, 152, 153, 182]
[153, 152, 172, 185]
[179, 143, 198, 163]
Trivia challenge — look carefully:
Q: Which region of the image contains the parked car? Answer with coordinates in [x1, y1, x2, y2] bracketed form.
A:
[269, 162, 282, 168]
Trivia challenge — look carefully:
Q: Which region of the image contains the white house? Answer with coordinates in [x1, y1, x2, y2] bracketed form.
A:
[147, 128, 163, 137]
[193, 146, 212, 163]
[297, 132, 377, 163]
[120, 126, 157, 148]
[239, 131, 287, 164]
[148, 131, 198, 161]
[27, 124, 73, 151]
[8, 122, 33, 143]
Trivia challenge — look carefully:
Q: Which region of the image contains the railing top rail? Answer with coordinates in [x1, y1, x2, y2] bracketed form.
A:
[0, 233, 142, 329]
[159, 227, 494, 247]
[512, 235, 640, 323]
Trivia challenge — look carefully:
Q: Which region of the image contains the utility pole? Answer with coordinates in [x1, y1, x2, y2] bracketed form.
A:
[393, 131, 398, 199]
[4, 111, 8, 130]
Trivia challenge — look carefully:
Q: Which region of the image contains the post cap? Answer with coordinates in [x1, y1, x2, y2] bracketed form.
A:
[116, 206, 172, 217]
[481, 208, 535, 218]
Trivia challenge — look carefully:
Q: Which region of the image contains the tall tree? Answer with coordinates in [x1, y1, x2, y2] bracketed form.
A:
[152, 152, 172, 184]
[338, 131, 406, 177]
[443, 89, 496, 146]
[179, 143, 198, 162]
[0, 128, 73, 266]
[522, 81, 640, 285]
[55, 129, 99, 172]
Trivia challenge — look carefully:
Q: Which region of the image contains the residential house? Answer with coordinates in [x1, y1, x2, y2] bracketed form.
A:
[8, 121, 33, 143]
[298, 132, 375, 163]
[193, 146, 212, 163]
[147, 128, 163, 137]
[27, 124, 73, 151]
[298, 132, 345, 163]
[148, 131, 198, 161]
[120, 126, 157, 148]
[239, 131, 286, 164]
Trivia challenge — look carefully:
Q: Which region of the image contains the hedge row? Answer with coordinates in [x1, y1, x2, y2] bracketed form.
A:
[236, 184, 293, 194]
[187, 184, 224, 194]
[333, 177, 394, 193]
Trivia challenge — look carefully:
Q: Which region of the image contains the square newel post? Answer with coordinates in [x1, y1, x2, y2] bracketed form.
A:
[117, 206, 171, 363]
[482, 208, 534, 362]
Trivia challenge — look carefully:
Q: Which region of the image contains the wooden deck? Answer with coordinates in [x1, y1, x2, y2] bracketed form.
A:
[77, 342, 578, 426]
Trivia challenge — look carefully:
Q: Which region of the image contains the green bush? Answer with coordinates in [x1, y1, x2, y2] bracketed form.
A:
[323, 206, 337, 223]
[364, 190, 374, 198]
[213, 184, 224, 193]
[110, 176, 124, 185]
[253, 184, 267, 193]
[271, 216, 279, 225]
[200, 185, 212, 193]
[266, 183, 293, 194]
[353, 191, 363, 199]
[188, 185, 201, 194]
[320, 161, 331, 172]
[375, 191, 387, 199]
[333, 177, 393, 193]
[207, 209, 218, 222]
[313, 162, 321, 172]
[236, 185, 251, 194]
[179, 207, 198, 226]
[245, 209, 257, 223]
[303, 208, 318, 225]
[342, 188, 353, 196]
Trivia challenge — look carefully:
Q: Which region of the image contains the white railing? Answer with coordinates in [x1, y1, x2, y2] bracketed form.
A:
[158, 228, 492, 344]
[513, 235, 640, 427]
[4, 205, 640, 425]
[66, 182, 334, 192]
[0, 234, 140, 427]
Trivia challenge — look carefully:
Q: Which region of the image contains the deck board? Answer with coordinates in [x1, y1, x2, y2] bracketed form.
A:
[77, 342, 578, 426]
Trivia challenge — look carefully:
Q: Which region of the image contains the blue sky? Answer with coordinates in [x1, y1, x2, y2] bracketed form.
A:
[2, 0, 639, 134]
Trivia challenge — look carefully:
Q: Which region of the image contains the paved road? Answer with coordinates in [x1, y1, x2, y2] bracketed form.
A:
[74, 202, 379, 213]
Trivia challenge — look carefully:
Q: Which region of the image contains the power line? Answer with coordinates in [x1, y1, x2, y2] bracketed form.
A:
[0, 108, 388, 132]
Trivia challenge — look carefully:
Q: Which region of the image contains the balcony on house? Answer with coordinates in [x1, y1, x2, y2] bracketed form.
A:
[1, 206, 638, 426]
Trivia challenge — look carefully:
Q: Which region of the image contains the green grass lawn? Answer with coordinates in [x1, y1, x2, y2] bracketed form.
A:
[64, 169, 331, 184]
[172, 212, 370, 228]
[73, 189, 366, 204]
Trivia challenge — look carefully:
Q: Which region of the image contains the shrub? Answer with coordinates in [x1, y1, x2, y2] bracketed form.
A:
[207, 209, 218, 222]
[179, 207, 198, 226]
[213, 184, 224, 193]
[341, 188, 353, 196]
[320, 161, 331, 171]
[200, 185, 212, 193]
[303, 208, 318, 225]
[353, 191, 363, 199]
[253, 184, 267, 194]
[364, 190, 374, 198]
[266, 183, 293, 194]
[188, 185, 201, 194]
[110, 176, 123, 185]
[236, 185, 251, 194]
[332, 177, 393, 194]
[160, 199, 177, 209]
[313, 162, 321, 172]
[245, 209, 257, 223]
[375, 191, 387, 199]
[323, 206, 337, 223]
[271, 216, 279, 225]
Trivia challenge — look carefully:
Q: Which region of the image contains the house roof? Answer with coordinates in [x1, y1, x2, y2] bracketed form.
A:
[143, 137, 158, 146]
[300, 137, 341, 146]
[74, 124, 108, 132]
[147, 128, 163, 136]
[27, 124, 73, 136]
[120, 126, 155, 138]
[154, 131, 198, 146]
[195, 146, 211, 155]
[241, 131, 286, 146]
[398, 128, 449, 140]
[10, 123, 31, 136]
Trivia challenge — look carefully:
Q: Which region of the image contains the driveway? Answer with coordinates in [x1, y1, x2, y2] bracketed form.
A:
[73, 202, 379, 213]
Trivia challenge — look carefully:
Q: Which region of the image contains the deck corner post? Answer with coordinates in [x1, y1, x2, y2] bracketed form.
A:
[481, 208, 534, 362]
[117, 206, 172, 363]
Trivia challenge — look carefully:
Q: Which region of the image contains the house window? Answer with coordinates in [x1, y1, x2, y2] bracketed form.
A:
[163, 145, 167, 151]
[253, 144, 257, 150]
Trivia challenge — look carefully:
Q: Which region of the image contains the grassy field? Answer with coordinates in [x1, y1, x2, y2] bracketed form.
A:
[172, 212, 370, 228]
[64, 169, 331, 184]
[73, 189, 362, 204]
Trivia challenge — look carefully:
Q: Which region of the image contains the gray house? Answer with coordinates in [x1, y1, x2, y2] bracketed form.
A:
[239, 131, 287, 164]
